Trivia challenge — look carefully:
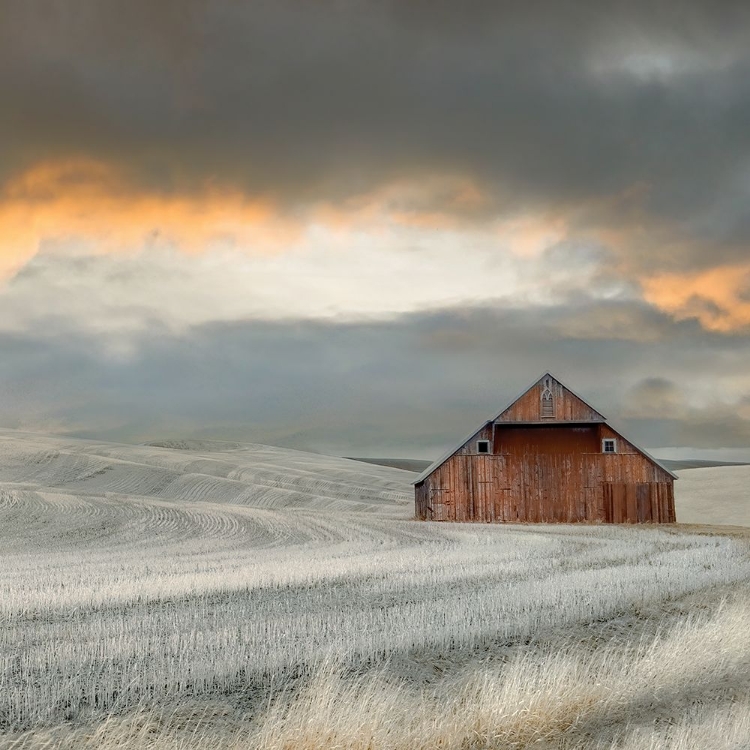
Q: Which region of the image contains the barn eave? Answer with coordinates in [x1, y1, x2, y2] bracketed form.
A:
[603, 418, 678, 480]
[412, 420, 491, 485]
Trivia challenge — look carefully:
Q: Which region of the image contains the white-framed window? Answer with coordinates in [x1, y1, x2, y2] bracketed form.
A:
[477, 440, 491, 454]
[602, 438, 617, 454]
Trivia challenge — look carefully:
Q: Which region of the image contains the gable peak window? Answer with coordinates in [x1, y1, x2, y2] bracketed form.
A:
[477, 440, 491, 454]
[602, 438, 617, 453]
[540, 380, 554, 419]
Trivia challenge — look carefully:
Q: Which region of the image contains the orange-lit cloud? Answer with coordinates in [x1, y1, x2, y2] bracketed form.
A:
[642, 265, 750, 332]
[8, 158, 750, 337]
[0, 159, 300, 277]
[0, 161, 500, 274]
[0, 160, 569, 277]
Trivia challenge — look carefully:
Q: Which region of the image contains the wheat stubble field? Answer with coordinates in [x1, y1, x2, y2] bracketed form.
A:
[1, 429, 750, 749]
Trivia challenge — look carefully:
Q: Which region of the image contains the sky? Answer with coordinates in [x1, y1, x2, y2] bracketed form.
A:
[1, 0, 750, 460]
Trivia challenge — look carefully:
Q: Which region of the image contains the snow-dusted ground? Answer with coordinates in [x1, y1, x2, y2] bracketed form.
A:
[1, 429, 749, 748]
[675, 464, 750, 527]
[0, 429, 412, 516]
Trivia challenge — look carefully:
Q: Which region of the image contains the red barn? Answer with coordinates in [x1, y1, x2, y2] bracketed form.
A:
[414, 373, 676, 524]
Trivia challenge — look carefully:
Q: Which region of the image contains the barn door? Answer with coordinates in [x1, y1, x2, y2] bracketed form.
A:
[603, 483, 621, 523]
[472, 455, 507, 522]
[636, 483, 652, 522]
[429, 488, 450, 521]
[603, 483, 631, 523]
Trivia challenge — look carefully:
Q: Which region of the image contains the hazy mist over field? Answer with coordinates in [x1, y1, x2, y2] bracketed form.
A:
[1, 1, 750, 460]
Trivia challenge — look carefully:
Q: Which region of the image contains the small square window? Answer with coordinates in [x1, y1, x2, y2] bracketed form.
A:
[477, 440, 491, 454]
[602, 439, 616, 453]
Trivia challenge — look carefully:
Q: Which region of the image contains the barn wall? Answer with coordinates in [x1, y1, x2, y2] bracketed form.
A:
[416, 452, 512, 522]
[415, 481, 429, 520]
[416, 421, 675, 524]
[496, 376, 604, 423]
[415, 423, 496, 522]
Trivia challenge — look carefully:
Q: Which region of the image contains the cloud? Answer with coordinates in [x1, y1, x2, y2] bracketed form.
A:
[0, 290, 748, 457]
[642, 264, 750, 332]
[622, 377, 686, 419]
[2, 0, 750, 333]
[2, 1, 750, 272]
[0, 222, 617, 338]
[0, 158, 295, 277]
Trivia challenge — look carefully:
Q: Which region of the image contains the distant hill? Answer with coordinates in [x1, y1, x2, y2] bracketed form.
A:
[660, 459, 750, 471]
[344, 457, 432, 472]
[145, 439, 246, 452]
[347, 456, 750, 474]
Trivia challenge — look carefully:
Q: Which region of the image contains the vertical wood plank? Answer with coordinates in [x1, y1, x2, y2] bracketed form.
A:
[626, 484, 637, 523]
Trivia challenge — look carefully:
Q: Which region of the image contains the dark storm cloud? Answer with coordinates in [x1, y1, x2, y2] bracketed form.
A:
[2, 300, 749, 457]
[3, 0, 750, 270]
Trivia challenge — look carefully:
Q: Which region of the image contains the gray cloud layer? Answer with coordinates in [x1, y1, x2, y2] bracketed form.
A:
[2, 288, 748, 457]
[3, 1, 750, 270]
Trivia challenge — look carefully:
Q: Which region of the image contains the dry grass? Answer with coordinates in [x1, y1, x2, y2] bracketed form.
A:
[4, 588, 750, 749]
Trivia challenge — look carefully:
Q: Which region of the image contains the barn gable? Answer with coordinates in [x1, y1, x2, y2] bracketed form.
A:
[414, 372, 676, 524]
[495, 373, 605, 423]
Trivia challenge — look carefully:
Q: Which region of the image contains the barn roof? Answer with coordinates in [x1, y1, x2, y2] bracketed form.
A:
[412, 372, 678, 484]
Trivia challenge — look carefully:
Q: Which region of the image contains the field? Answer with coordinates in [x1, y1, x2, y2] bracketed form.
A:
[671, 464, 750, 528]
[1, 429, 749, 749]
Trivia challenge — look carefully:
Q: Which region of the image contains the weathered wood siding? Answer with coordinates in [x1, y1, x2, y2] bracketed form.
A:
[497, 425, 596, 522]
[414, 375, 676, 524]
[496, 376, 604, 423]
